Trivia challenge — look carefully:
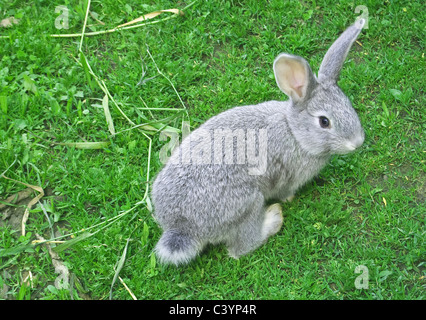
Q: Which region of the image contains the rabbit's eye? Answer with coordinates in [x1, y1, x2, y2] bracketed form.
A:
[319, 116, 330, 128]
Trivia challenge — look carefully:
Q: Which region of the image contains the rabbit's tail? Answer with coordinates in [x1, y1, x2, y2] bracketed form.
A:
[154, 229, 201, 266]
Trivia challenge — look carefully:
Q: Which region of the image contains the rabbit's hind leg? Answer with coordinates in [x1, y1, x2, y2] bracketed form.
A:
[226, 200, 283, 259]
[261, 203, 283, 238]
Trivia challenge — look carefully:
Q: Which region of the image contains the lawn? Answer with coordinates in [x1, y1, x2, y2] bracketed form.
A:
[0, 0, 424, 300]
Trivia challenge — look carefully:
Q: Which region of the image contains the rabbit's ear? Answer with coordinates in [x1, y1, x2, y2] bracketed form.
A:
[273, 53, 317, 103]
[318, 19, 365, 83]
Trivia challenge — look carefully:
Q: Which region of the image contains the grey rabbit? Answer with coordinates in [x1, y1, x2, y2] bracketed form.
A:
[152, 19, 366, 265]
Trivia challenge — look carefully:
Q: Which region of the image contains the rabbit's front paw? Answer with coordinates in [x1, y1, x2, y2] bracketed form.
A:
[262, 203, 283, 238]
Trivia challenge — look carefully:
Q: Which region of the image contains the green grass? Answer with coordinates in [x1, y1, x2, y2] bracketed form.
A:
[0, 0, 424, 300]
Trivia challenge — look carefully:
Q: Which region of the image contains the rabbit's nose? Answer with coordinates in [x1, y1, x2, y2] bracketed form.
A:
[347, 132, 365, 151]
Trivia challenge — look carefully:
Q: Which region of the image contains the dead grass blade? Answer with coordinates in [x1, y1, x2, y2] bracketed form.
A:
[102, 94, 115, 135]
[0, 176, 44, 236]
[115, 9, 183, 29]
[79, 0, 91, 52]
[119, 276, 137, 300]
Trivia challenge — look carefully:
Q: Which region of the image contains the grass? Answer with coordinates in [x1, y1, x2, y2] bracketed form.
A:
[0, 0, 424, 300]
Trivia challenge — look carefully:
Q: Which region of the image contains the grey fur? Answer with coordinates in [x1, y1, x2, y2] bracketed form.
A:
[152, 21, 365, 265]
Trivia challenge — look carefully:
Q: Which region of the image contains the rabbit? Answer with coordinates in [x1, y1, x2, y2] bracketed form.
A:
[151, 19, 366, 265]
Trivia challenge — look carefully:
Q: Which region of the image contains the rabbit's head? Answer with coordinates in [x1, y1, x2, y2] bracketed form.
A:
[273, 20, 366, 156]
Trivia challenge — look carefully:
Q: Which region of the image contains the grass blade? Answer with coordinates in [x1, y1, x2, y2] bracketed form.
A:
[57, 141, 110, 149]
[53, 231, 94, 253]
[0, 243, 35, 258]
[79, 49, 94, 90]
[109, 238, 131, 300]
[0, 95, 7, 114]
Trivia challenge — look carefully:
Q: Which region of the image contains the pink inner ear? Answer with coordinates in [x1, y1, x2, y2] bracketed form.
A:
[291, 71, 304, 98]
[293, 85, 304, 98]
[274, 54, 309, 100]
